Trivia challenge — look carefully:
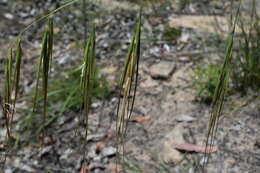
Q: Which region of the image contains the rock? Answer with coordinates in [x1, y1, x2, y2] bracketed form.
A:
[200, 157, 208, 166]
[20, 164, 36, 172]
[178, 56, 190, 62]
[168, 63, 193, 88]
[4, 13, 14, 20]
[5, 168, 12, 173]
[13, 158, 35, 172]
[60, 148, 73, 162]
[140, 76, 158, 88]
[179, 33, 190, 44]
[91, 101, 102, 108]
[169, 15, 229, 34]
[160, 124, 186, 163]
[87, 134, 106, 142]
[150, 61, 175, 79]
[101, 147, 116, 158]
[39, 146, 52, 157]
[175, 114, 195, 122]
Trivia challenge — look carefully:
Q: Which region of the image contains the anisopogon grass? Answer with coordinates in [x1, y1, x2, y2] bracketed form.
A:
[32, 18, 54, 144]
[235, 0, 260, 91]
[2, 0, 257, 172]
[116, 10, 141, 167]
[80, 22, 96, 143]
[203, 2, 240, 169]
[3, 38, 22, 141]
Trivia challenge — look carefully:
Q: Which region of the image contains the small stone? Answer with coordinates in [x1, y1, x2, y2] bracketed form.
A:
[91, 102, 101, 108]
[227, 159, 236, 165]
[150, 61, 175, 79]
[5, 168, 12, 173]
[179, 33, 190, 44]
[101, 147, 116, 157]
[60, 148, 73, 160]
[39, 146, 52, 157]
[140, 77, 158, 88]
[175, 114, 195, 122]
[87, 134, 105, 142]
[20, 165, 36, 172]
[4, 13, 14, 20]
[200, 157, 208, 165]
[178, 56, 190, 62]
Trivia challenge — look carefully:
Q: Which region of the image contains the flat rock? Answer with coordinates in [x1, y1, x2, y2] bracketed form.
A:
[101, 147, 116, 158]
[140, 76, 158, 88]
[149, 61, 175, 79]
[160, 124, 186, 163]
[169, 15, 229, 34]
[175, 114, 196, 122]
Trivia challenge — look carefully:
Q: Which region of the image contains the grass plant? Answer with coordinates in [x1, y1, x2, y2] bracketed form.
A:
[203, 2, 240, 168]
[234, 0, 260, 91]
[2, 0, 259, 172]
[116, 10, 141, 166]
[32, 18, 53, 144]
[80, 23, 96, 140]
[2, 38, 22, 141]
[193, 65, 222, 103]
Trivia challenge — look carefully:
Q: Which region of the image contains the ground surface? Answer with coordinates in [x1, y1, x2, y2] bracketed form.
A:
[0, 0, 260, 173]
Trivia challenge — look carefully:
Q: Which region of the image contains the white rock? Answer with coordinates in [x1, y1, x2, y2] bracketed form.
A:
[175, 114, 195, 122]
[4, 13, 14, 20]
[101, 147, 116, 157]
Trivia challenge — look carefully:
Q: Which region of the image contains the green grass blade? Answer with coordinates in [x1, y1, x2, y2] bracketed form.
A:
[11, 39, 22, 111]
[42, 18, 54, 143]
[4, 48, 13, 138]
[203, 2, 240, 168]
[81, 23, 96, 138]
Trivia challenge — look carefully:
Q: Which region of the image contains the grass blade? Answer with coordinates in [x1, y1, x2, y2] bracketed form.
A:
[3, 48, 13, 139]
[116, 10, 142, 166]
[10, 38, 22, 132]
[81, 23, 96, 139]
[203, 2, 240, 168]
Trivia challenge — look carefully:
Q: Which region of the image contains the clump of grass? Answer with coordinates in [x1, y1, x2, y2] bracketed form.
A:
[2, 38, 22, 141]
[116, 11, 141, 165]
[203, 2, 240, 168]
[32, 18, 53, 144]
[193, 64, 222, 103]
[233, 0, 260, 91]
[48, 68, 108, 112]
[163, 25, 182, 43]
[80, 23, 96, 139]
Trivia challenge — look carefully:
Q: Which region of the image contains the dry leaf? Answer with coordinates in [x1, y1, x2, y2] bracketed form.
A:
[80, 165, 91, 173]
[174, 144, 218, 153]
[130, 115, 151, 123]
[96, 141, 106, 153]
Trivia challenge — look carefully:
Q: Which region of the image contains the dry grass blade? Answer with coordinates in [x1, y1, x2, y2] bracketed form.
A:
[203, 2, 241, 168]
[116, 11, 141, 165]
